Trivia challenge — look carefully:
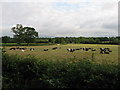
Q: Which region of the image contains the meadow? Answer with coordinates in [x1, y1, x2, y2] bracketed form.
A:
[2, 44, 120, 89]
[4, 44, 119, 64]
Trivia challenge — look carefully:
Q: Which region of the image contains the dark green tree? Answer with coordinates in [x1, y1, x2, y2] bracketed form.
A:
[23, 27, 38, 45]
[2, 36, 11, 43]
[11, 24, 38, 45]
[11, 24, 25, 44]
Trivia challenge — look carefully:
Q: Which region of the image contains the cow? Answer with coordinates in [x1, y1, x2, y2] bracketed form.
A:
[30, 48, 35, 51]
[91, 48, 96, 51]
[106, 48, 112, 52]
[85, 48, 89, 51]
[67, 48, 75, 52]
[19, 48, 27, 50]
[43, 49, 49, 51]
[10, 48, 16, 50]
[82, 48, 85, 51]
[52, 47, 58, 50]
[100, 48, 111, 54]
[100, 48, 106, 54]
[91, 49, 96, 51]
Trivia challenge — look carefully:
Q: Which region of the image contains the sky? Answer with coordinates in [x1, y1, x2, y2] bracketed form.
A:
[0, 0, 119, 37]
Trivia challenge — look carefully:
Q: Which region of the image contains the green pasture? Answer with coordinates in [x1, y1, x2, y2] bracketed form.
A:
[3, 44, 119, 64]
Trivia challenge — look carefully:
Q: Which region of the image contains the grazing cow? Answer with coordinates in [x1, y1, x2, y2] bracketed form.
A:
[67, 48, 75, 52]
[19, 48, 22, 50]
[104, 52, 109, 54]
[52, 47, 58, 50]
[30, 48, 35, 51]
[83, 48, 85, 51]
[91, 48, 96, 51]
[10, 48, 16, 50]
[91, 49, 96, 51]
[85, 48, 89, 51]
[100, 48, 111, 54]
[19, 48, 27, 50]
[43, 49, 49, 51]
[106, 48, 112, 52]
[100, 48, 106, 54]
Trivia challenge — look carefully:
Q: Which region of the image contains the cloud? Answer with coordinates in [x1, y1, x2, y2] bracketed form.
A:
[1, 0, 118, 37]
[0, 0, 119, 2]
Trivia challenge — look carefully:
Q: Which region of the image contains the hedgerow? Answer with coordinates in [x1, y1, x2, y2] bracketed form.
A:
[2, 53, 120, 89]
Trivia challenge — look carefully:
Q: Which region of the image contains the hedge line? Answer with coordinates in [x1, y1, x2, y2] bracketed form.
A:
[2, 53, 120, 89]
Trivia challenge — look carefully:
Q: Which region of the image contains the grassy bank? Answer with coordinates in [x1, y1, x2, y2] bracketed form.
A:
[2, 53, 119, 89]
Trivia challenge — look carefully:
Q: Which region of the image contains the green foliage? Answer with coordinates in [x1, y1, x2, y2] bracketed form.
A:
[1, 43, 55, 46]
[2, 36, 11, 43]
[11, 24, 38, 45]
[1, 36, 119, 45]
[23, 27, 38, 44]
[2, 54, 120, 89]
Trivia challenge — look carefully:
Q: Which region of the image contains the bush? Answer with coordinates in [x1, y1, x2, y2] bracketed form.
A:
[2, 54, 120, 89]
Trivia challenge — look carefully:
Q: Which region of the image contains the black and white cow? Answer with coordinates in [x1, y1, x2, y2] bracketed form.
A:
[10, 48, 16, 50]
[67, 48, 75, 52]
[30, 48, 35, 51]
[100, 48, 112, 54]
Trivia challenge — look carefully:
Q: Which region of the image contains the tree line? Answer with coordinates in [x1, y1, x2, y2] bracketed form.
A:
[1, 36, 119, 45]
[1, 24, 119, 45]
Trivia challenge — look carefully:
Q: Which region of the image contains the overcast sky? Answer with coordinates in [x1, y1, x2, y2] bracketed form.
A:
[0, 0, 119, 37]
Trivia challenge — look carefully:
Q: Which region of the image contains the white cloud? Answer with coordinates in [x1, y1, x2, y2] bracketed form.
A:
[0, 3, 2, 36]
[1, 0, 118, 37]
[0, 0, 119, 2]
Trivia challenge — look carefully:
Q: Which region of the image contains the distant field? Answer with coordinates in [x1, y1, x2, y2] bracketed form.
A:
[3, 44, 119, 64]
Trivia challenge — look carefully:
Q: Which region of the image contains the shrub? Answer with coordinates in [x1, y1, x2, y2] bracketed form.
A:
[2, 53, 120, 89]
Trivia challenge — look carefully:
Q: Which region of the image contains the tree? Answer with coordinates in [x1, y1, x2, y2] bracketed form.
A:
[2, 36, 11, 43]
[11, 24, 39, 45]
[23, 27, 38, 45]
[11, 24, 25, 44]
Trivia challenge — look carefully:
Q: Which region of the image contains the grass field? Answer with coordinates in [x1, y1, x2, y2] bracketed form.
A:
[3, 44, 118, 64]
[2, 44, 119, 88]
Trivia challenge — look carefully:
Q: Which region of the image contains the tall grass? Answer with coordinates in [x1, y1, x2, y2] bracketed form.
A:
[2, 53, 120, 89]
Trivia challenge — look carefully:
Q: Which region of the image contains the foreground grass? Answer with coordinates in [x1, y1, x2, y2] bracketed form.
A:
[2, 53, 120, 89]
